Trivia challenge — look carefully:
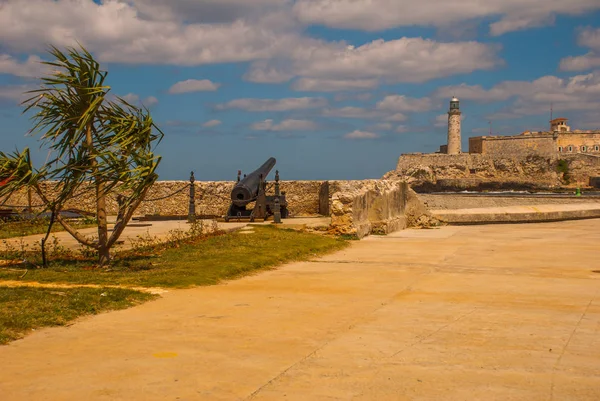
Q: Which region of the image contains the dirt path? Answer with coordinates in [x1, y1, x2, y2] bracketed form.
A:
[1, 219, 600, 400]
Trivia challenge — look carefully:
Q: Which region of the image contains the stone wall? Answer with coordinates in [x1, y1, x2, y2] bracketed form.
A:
[556, 132, 600, 153]
[480, 135, 557, 158]
[563, 154, 600, 185]
[1, 180, 328, 217]
[329, 180, 409, 238]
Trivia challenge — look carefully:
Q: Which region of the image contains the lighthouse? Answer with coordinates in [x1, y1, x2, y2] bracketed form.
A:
[447, 97, 462, 154]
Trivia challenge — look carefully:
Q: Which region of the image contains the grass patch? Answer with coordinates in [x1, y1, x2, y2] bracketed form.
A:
[0, 218, 96, 239]
[0, 226, 349, 288]
[0, 286, 156, 344]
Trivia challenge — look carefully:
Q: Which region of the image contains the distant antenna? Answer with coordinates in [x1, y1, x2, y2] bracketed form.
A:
[550, 102, 553, 122]
[488, 121, 492, 136]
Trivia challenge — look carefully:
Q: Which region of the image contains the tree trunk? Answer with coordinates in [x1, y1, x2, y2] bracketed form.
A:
[96, 180, 110, 266]
[87, 122, 110, 266]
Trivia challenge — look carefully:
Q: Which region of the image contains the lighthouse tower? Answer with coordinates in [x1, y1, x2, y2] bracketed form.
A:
[447, 97, 462, 154]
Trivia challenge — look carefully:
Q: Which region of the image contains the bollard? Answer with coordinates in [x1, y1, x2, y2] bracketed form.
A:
[575, 187, 581, 197]
[273, 170, 282, 224]
[188, 171, 196, 223]
[273, 197, 282, 224]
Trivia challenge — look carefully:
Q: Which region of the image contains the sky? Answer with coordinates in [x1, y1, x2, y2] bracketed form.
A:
[1, 0, 600, 181]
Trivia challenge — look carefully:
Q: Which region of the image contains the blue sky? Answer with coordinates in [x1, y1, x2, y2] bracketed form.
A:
[1, 0, 600, 180]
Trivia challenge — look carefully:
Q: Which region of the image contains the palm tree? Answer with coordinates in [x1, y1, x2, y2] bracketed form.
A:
[0, 45, 163, 266]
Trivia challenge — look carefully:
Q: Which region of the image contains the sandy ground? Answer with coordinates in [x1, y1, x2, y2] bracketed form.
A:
[1, 219, 600, 400]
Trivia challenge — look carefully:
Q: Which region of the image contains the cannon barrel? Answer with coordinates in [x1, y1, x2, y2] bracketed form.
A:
[231, 157, 276, 206]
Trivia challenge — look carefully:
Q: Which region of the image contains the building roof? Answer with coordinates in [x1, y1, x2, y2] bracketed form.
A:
[550, 117, 568, 123]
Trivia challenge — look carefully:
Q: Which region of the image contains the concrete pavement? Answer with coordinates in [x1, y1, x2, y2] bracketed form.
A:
[431, 202, 600, 224]
[1, 219, 600, 400]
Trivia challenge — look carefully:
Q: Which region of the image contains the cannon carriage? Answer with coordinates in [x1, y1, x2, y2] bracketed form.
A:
[225, 157, 288, 222]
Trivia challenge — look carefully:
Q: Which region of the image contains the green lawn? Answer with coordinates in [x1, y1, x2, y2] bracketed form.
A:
[0, 218, 96, 239]
[0, 226, 349, 288]
[0, 286, 156, 344]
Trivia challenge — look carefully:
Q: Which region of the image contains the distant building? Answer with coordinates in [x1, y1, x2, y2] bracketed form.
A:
[468, 117, 600, 157]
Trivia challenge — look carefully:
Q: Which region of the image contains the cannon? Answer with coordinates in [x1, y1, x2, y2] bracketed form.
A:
[225, 157, 289, 222]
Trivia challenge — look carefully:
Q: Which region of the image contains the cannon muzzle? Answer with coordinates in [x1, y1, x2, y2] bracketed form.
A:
[231, 157, 276, 206]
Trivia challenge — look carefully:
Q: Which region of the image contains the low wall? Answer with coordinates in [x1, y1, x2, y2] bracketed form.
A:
[1, 181, 328, 217]
[328, 180, 412, 238]
[418, 193, 600, 210]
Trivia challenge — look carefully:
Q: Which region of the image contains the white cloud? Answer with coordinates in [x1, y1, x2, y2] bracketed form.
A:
[0, 1, 501, 91]
[334, 93, 372, 102]
[292, 77, 378, 92]
[257, 37, 500, 89]
[129, 0, 288, 24]
[434, 82, 525, 102]
[322, 107, 384, 119]
[121, 93, 140, 104]
[374, 123, 393, 131]
[251, 119, 318, 131]
[243, 60, 296, 83]
[217, 97, 327, 111]
[0, 85, 35, 103]
[293, 0, 600, 35]
[203, 119, 222, 127]
[578, 27, 600, 51]
[440, 71, 600, 117]
[119, 93, 158, 107]
[434, 114, 448, 127]
[560, 28, 600, 72]
[344, 130, 379, 139]
[560, 53, 600, 72]
[376, 95, 432, 112]
[0, 54, 46, 78]
[143, 96, 159, 106]
[169, 79, 220, 94]
[385, 113, 408, 122]
[0, 0, 306, 66]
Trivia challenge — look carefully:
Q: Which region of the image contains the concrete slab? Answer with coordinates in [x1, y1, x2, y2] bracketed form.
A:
[431, 203, 600, 224]
[1, 219, 600, 400]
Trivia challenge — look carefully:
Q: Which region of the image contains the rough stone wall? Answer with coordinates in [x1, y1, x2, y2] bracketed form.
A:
[563, 154, 600, 185]
[388, 153, 561, 190]
[329, 180, 409, 238]
[447, 112, 461, 154]
[1, 180, 325, 217]
[469, 137, 483, 153]
[478, 135, 557, 158]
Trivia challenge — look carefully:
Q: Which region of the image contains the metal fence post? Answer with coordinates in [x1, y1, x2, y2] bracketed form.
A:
[273, 170, 282, 224]
[188, 171, 196, 223]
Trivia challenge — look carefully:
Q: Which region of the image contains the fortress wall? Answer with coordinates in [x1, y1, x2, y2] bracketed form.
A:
[480, 136, 557, 159]
[556, 132, 600, 152]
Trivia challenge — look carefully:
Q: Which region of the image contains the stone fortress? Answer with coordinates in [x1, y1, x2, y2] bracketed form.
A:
[387, 98, 600, 190]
